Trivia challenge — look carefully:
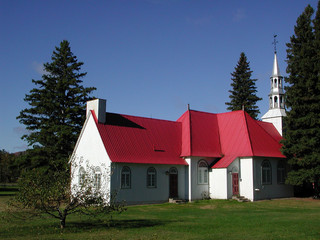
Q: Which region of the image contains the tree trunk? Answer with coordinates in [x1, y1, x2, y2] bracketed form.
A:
[60, 216, 66, 229]
[313, 180, 320, 199]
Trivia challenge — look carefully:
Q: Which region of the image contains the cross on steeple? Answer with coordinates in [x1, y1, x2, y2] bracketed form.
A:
[261, 35, 286, 136]
[272, 34, 278, 54]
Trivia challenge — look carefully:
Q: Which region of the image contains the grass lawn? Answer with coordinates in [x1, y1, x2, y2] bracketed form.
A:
[1, 197, 320, 240]
[0, 184, 18, 197]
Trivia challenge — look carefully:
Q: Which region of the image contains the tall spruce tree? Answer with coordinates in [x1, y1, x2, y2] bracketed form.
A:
[282, 3, 320, 197]
[17, 40, 96, 171]
[225, 52, 262, 119]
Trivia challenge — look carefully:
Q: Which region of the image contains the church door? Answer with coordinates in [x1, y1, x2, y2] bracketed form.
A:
[232, 173, 239, 196]
[169, 168, 178, 198]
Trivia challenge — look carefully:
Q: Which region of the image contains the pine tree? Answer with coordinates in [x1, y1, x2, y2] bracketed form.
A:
[225, 52, 262, 119]
[282, 3, 320, 197]
[17, 40, 96, 170]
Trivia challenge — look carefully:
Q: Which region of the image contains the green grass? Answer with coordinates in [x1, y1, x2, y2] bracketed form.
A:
[1, 197, 320, 239]
[0, 184, 18, 197]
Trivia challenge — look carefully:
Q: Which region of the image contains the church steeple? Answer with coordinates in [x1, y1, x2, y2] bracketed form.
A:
[269, 52, 285, 110]
[262, 35, 286, 136]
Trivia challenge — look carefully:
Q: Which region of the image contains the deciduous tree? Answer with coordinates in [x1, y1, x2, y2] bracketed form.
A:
[8, 159, 126, 229]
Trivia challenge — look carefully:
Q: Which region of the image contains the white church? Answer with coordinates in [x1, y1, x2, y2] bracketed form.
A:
[70, 52, 293, 204]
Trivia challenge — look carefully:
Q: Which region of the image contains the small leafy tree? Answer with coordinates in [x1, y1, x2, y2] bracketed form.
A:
[7, 158, 126, 229]
[226, 52, 262, 119]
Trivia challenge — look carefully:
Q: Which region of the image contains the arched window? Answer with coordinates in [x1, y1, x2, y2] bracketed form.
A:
[147, 167, 157, 188]
[277, 161, 286, 184]
[280, 96, 284, 108]
[279, 78, 282, 88]
[78, 167, 85, 186]
[262, 160, 272, 185]
[274, 96, 278, 108]
[198, 160, 208, 184]
[274, 79, 277, 88]
[169, 167, 178, 175]
[121, 166, 131, 189]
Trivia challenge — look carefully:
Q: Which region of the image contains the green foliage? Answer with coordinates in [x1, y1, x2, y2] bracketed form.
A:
[0, 150, 20, 183]
[225, 52, 262, 119]
[17, 40, 96, 171]
[2, 199, 320, 239]
[7, 162, 126, 229]
[282, 2, 320, 197]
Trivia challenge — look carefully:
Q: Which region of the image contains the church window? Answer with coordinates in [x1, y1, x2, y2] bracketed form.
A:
[94, 167, 101, 190]
[121, 166, 131, 189]
[78, 167, 85, 186]
[198, 160, 208, 184]
[277, 161, 286, 184]
[262, 160, 272, 185]
[274, 79, 277, 88]
[147, 167, 157, 188]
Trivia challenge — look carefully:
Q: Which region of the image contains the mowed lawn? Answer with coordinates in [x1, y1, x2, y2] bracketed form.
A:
[1, 196, 320, 240]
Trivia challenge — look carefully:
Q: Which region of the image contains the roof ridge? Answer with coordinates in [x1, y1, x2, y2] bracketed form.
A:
[188, 110, 193, 156]
[215, 113, 223, 157]
[187, 109, 217, 115]
[106, 111, 178, 124]
[243, 111, 255, 156]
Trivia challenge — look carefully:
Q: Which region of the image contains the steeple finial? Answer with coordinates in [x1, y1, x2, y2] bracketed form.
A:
[272, 35, 278, 54]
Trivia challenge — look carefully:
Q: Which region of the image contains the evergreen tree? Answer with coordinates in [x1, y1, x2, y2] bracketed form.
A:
[17, 40, 96, 170]
[282, 3, 320, 197]
[225, 52, 262, 119]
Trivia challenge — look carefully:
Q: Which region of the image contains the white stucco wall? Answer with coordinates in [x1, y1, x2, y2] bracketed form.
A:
[261, 108, 286, 136]
[210, 168, 228, 199]
[185, 157, 216, 201]
[253, 157, 293, 201]
[111, 163, 186, 205]
[70, 113, 112, 200]
[239, 157, 254, 201]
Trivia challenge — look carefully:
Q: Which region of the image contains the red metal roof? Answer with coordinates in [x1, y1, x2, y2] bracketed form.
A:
[177, 110, 221, 158]
[91, 111, 187, 165]
[213, 111, 284, 168]
[256, 121, 282, 143]
[178, 110, 284, 168]
[90, 108, 284, 168]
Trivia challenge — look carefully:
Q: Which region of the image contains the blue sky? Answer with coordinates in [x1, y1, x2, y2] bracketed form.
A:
[0, 0, 318, 153]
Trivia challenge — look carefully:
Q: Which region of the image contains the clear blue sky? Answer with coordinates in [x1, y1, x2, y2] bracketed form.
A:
[0, 0, 318, 153]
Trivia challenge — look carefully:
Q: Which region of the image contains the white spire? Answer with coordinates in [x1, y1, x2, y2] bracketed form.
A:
[262, 39, 286, 136]
[271, 52, 281, 77]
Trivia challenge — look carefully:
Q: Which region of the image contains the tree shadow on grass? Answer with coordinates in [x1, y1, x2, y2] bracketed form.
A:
[67, 219, 169, 231]
[0, 219, 171, 239]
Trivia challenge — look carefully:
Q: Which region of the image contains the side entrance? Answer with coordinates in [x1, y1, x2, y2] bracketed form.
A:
[232, 173, 239, 196]
[169, 167, 178, 198]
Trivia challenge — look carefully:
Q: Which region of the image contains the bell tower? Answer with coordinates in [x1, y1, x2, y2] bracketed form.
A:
[262, 35, 286, 135]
